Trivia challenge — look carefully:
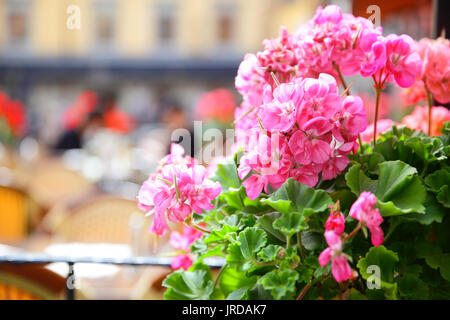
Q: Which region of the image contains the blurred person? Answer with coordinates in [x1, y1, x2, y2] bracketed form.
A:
[53, 110, 104, 152]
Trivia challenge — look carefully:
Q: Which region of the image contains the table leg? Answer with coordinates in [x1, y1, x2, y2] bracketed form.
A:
[66, 262, 75, 300]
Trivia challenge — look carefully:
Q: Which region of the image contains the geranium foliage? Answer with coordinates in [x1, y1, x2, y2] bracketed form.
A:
[162, 124, 450, 300]
[136, 5, 450, 300]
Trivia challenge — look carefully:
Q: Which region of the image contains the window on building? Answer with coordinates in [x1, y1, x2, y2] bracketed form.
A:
[216, 2, 235, 47]
[156, 1, 177, 48]
[218, 14, 232, 43]
[158, 14, 174, 43]
[5, 0, 30, 49]
[93, 1, 116, 50]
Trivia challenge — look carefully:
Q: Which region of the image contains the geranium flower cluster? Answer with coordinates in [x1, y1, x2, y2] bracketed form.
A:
[169, 225, 203, 270]
[137, 143, 221, 236]
[237, 73, 367, 200]
[235, 5, 421, 104]
[320, 192, 384, 283]
[233, 4, 429, 199]
[0, 91, 27, 138]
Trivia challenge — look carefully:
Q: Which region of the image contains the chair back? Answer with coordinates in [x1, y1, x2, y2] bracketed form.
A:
[27, 159, 92, 210]
[51, 197, 153, 246]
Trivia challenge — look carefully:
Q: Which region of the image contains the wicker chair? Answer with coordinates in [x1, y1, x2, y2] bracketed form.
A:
[45, 196, 154, 247]
[26, 159, 93, 211]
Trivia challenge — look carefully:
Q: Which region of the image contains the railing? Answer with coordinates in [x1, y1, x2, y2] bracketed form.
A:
[0, 253, 224, 300]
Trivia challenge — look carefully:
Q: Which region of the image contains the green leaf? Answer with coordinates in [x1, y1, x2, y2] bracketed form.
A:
[226, 227, 267, 271]
[304, 255, 320, 269]
[346, 161, 426, 216]
[258, 245, 283, 262]
[262, 178, 333, 216]
[425, 169, 450, 208]
[210, 158, 240, 192]
[357, 245, 399, 299]
[300, 231, 323, 251]
[163, 263, 214, 300]
[273, 211, 308, 237]
[257, 212, 286, 242]
[376, 161, 426, 216]
[226, 287, 251, 300]
[425, 253, 450, 281]
[405, 136, 447, 163]
[401, 193, 446, 225]
[296, 265, 313, 283]
[259, 269, 299, 300]
[220, 267, 257, 297]
[239, 227, 267, 259]
[376, 161, 416, 199]
[398, 274, 429, 299]
[345, 164, 377, 195]
[205, 225, 238, 244]
[349, 288, 368, 300]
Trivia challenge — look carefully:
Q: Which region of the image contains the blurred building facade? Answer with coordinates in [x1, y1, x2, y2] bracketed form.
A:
[0, 0, 438, 144]
[0, 0, 320, 143]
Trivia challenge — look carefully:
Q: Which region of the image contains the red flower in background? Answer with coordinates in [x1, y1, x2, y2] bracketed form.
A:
[62, 91, 98, 130]
[195, 89, 236, 124]
[104, 108, 136, 134]
[0, 91, 28, 138]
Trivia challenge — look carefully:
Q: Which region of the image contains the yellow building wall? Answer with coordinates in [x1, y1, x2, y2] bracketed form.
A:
[0, 0, 319, 58]
[117, 0, 151, 57]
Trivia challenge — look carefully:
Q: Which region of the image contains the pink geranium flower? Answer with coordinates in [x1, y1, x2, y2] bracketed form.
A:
[169, 225, 203, 270]
[416, 37, 450, 104]
[349, 192, 384, 246]
[171, 254, 193, 270]
[289, 117, 332, 165]
[319, 231, 354, 283]
[325, 210, 346, 235]
[137, 144, 221, 236]
[259, 82, 302, 132]
[360, 119, 394, 143]
[383, 34, 422, 88]
[321, 156, 350, 181]
[401, 105, 450, 136]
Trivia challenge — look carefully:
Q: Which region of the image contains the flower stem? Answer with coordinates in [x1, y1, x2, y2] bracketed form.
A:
[286, 235, 291, 248]
[185, 217, 211, 234]
[213, 264, 227, 288]
[373, 86, 382, 146]
[425, 86, 433, 136]
[345, 223, 362, 241]
[296, 281, 312, 300]
[333, 62, 349, 95]
[297, 232, 306, 261]
[358, 135, 365, 154]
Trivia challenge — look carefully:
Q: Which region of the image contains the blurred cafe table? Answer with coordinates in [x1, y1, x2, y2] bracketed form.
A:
[0, 243, 224, 300]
